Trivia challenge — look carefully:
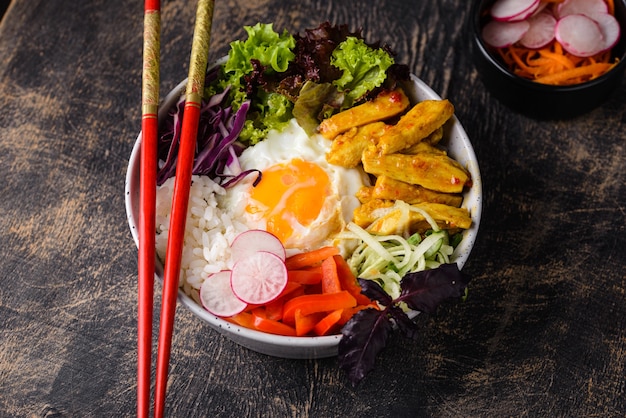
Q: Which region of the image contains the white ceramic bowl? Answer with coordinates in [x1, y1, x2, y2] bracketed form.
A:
[125, 66, 482, 359]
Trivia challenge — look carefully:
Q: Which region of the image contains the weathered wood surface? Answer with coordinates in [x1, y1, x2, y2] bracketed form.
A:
[0, 0, 625, 416]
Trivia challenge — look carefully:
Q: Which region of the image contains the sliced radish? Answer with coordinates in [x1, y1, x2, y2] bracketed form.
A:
[556, 0, 607, 19]
[555, 14, 605, 57]
[491, 0, 540, 22]
[529, 1, 549, 18]
[520, 11, 557, 49]
[230, 251, 288, 305]
[200, 271, 247, 317]
[482, 19, 530, 48]
[230, 229, 286, 265]
[589, 12, 622, 53]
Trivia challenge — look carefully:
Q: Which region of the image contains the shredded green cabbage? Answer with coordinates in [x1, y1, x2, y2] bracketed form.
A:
[341, 210, 457, 300]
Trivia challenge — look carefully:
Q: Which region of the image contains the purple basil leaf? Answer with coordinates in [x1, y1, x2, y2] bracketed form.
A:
[358, 278, 393, 307]
[388, 306, 420, 340]
[397, 263, 470, 314]
[338, 308, 393, 386]
[339, 263, 471, 385]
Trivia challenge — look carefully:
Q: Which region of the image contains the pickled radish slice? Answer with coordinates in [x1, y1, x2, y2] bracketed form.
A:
[555, 14, 605, 57]
[200, 271, 247, 317]
[590, 13, 622, 53]
[491, 0, 540, 22]
[520, 11, 557, 49]
[556, 0, 607, 19]
[529, 1, 548, 18]
[231, 251, 288, 305]
[230, 229, 286, 265]
[482, 19, 530, 48]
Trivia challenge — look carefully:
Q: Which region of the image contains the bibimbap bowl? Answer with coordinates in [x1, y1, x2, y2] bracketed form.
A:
[472, 0, 626, 119]
[125, 24, 482, 359]
[125, 71, 482, 359]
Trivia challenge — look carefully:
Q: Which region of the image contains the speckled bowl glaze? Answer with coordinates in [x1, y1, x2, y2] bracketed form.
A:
[125, 66, 482, 359]
[472, 0, 626, 119]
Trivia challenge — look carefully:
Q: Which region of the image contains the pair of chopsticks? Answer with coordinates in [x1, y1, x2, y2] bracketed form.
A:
[139, 1, 215, 417]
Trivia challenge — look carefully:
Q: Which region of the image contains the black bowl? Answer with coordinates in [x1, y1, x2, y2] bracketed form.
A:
[471, 0, 626, 119]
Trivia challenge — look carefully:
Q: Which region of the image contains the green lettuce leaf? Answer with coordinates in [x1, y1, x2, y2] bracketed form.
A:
[218, 23, 296, 144]
[331, 36, 394, 109]
[224, 22, 296, 76]
[239, 91, 293, 144]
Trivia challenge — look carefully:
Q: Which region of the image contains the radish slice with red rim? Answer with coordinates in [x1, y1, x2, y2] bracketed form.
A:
[556, 0, 608, 19]
[200, 271, 247, 317]
[555, 14, 605, 57]
[230, 229, 286, 265]
[491, 0, 540, 22]
[520, 11, 557, 49]
[589, 12, 622, 53]
[529, 1, 549, 18]
[231, 251, 288, 305]
[482, 19, 530, 48]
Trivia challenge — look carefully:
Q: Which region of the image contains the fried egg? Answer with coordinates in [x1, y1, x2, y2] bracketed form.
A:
[220, 119, 368, 254]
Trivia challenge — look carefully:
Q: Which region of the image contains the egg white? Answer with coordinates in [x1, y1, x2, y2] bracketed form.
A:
[219, 119, 369, 255]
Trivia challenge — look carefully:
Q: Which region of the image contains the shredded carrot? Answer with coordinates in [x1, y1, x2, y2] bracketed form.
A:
[492, 0, 619, 86]
[287, 269, 322, 285]
[337, 304, 378, 326]
[252, 314, 298, 336]
[321, 256, 342, 294]
[537, 49, 575, 70]
[282, 291, 357, 325]
[284, 246, 340, 270]
[294, 309, 326, 336]
[226, 311, 256, 329]
[333, 254, 374, 306]
[224, 247, 376, 337]
[260, 281, 302, 321]
[313, 309, 344, 336]
[534, 62, 616, 85]
[607, 0, 615, 15]
[499, 41, 618, 85]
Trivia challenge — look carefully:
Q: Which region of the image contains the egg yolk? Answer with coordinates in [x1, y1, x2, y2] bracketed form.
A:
[246, 159, 331, 244]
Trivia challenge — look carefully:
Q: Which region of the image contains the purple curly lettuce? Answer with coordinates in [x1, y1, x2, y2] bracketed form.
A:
[156, 84, 253, 187]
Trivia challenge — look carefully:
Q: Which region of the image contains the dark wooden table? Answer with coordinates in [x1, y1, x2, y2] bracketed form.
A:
[1, 0, 625, 416]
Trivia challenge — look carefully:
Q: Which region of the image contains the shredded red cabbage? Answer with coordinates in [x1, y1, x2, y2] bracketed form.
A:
[156, 84, 254, 187]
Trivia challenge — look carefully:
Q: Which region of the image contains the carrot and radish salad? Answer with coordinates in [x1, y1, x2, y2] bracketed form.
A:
[228, 249, 377, 337]
[496, 42, 617, 85]
[198, 230, 377, 337]
[481, 0, 622, 85]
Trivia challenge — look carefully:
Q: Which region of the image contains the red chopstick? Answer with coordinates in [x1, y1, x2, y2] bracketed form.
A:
[138, 1, 160, 417]
[153, 1, 215, 416]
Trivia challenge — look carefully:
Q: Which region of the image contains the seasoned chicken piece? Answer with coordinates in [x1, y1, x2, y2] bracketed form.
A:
[401, 132, 445, 154]
[367, 201, 472, 235]
[318, 88, 410, 139]
[423, 125, 444, 145]
[352, 198, 394, 228]
[377, 99, 454, 155]
[361, 146, 471, 194]
[355, 185, 375, 204]
[326, 121, 388, 168]
[371, 175, 463, 207]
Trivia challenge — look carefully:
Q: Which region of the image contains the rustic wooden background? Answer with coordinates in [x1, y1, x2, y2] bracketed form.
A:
[1, 0, 625, 416]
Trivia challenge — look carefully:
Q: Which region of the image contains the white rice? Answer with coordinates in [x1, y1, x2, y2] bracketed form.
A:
[155, 175, 249, 301]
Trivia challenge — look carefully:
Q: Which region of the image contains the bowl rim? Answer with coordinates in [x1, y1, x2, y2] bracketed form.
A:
[471, 0, 626, 92]
[124, 60, 482, 356]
